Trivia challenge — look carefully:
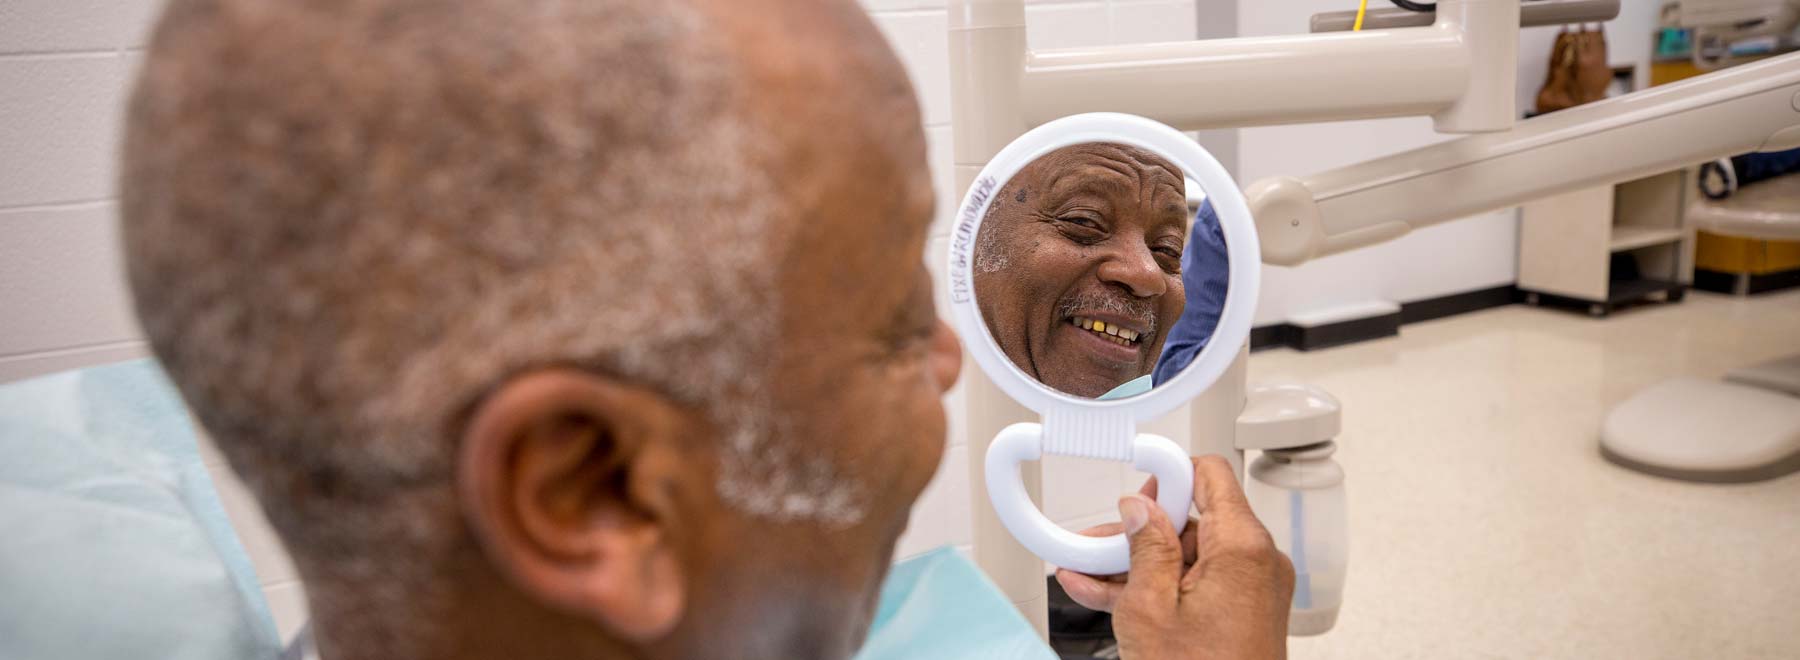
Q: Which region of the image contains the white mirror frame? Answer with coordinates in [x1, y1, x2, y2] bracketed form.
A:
[947, 113, 1261, 575]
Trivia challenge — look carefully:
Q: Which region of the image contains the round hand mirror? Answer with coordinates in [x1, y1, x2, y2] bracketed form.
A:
[947, 113, 1260, 575]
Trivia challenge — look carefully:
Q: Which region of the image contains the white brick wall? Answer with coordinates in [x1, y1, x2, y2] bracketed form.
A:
[1, 0, 1200, 640]
[0, 2, 158, 383]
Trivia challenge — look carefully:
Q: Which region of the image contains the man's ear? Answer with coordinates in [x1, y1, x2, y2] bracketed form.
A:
[457, 368, 703, 642]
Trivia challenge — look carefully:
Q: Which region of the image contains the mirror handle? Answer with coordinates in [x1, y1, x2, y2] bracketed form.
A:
[985, 422, 1192, 576]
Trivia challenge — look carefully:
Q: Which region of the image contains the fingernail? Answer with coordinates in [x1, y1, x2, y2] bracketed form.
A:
[1120, 496, 1147, 535]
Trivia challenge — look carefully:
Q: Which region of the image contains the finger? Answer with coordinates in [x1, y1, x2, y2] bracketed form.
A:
[1137, 475, 1158, 499]
[1182, 457, 1290, 594]
[1179, 517, 1200, 564]
[1081, 519, 1198, 564]
[1192, 455, 1255, 519]
[1073, 522, 1125, 539]
[1117, 494, 1183, 613]
[1055, 569, 1126, 613]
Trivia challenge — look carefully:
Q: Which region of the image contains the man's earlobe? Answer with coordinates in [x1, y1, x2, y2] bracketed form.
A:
[456, 369, 700, 642]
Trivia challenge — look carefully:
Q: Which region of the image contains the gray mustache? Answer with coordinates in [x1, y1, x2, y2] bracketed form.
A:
[1055, 291, 1157, 335]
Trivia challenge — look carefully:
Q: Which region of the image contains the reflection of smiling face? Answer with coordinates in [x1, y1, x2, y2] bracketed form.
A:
[973, 143, 1187, 398]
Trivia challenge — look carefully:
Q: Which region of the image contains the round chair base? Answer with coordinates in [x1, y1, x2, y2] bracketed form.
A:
[1726, 354, 1800, 397]
[1600, 377, 1800, 483]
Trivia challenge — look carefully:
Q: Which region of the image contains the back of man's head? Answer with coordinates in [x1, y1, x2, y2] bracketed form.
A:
[121, 0, 860, 653]
[124, 0, 953, 655]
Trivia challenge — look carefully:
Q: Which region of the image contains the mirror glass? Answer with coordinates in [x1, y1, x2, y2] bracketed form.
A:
[971, 142, 1230, 400]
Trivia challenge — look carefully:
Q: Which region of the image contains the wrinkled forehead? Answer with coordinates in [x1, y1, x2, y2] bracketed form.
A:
[1017, 142, 1184, 200]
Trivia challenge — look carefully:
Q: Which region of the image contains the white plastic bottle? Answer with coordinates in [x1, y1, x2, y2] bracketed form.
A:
[1245, 441, 1347, 636]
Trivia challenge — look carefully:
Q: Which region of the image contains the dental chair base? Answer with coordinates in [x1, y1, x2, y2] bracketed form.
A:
[1727, 354, 1800, 395]
[1603, 172, 1800, 483]
[1600, 376, 1800, 483]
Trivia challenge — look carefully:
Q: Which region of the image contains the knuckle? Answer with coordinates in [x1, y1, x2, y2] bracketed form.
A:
[1120, 600, 1175, 630]
[1271, 548, 1297, 590]
[1219, 528, 1276, 559]
[1216, 528, 1293, 576]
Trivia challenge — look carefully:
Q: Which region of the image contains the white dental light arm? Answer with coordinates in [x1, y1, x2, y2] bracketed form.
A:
[1013, 0, 1529, 134]
[1250, 52, 1800, 266]
[1310, 0, 1622, 34]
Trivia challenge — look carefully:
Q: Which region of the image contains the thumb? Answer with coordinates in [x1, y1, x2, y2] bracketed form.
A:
[1117, 494, 1182, 613]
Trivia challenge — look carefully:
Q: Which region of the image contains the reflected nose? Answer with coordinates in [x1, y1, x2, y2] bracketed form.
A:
[1095, 243, 1168, 299]
[929, 320, 963, 394]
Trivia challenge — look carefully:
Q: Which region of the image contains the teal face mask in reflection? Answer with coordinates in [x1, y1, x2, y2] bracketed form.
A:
[853, 547, 1058, 660]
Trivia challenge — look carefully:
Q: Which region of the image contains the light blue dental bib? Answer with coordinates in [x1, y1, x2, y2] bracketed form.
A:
[853, 547, 1057, 660]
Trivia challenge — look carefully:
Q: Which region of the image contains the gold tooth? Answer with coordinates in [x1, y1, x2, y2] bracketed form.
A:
[1076, 317, 1144, 346]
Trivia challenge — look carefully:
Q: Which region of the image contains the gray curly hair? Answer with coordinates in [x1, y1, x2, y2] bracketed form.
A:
[121, 0, 861, 649]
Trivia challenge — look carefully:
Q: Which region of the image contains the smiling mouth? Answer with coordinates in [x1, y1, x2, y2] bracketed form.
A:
[1069, 316, 1142, 347]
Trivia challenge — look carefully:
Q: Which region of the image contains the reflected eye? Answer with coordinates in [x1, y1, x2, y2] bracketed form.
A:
[1053, 212, 1106, 243]
[1058, 213, 1102, 230]
[1153, 245, 1183, 273]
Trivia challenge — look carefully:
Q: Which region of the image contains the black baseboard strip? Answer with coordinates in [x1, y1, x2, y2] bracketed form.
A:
[1693, 268, 1800, 295]
[1400, 285, 1518, 324]
[1251, 285, 1519, 353]
[1291, 312, 1400, 351]
[1249, 325, 1289, 351]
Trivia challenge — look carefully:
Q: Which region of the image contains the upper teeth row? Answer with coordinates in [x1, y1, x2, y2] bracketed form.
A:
[1073, 317, 1139, 342]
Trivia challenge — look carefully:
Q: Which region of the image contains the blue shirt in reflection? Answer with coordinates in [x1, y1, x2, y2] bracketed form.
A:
[1152, 200, 1229, 386]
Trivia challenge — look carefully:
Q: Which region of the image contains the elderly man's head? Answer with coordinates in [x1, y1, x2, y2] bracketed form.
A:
[121, 0, 959, 658]
[973, 143, 1187, 398]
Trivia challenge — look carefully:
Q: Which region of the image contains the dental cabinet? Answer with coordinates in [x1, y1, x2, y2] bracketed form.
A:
[1517, 169, 1697, 316]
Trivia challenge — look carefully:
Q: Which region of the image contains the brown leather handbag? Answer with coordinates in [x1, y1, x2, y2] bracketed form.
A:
[1535, 25, 1611, 114]
[1536, 29, 1579, 113]
[1572, 26, 1611, 101]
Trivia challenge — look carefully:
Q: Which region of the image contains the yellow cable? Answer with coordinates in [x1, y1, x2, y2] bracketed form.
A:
[1353, 0, 1368, 31]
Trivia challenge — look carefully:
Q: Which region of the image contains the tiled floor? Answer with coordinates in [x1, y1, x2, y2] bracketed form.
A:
[1254, 290, 1800, 660]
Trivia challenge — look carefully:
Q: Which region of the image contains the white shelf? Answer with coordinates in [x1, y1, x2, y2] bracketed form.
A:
[1610, 226, 1683, 252]
[1520, 170, 1694, 304]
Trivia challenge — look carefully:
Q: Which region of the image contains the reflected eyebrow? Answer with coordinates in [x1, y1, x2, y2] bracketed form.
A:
[1143, 162, 1182, 185]
[1149, 181, 1189, 234]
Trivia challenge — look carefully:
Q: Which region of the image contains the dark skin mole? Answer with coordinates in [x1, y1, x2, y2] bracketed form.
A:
[972, 142, 1189, 398]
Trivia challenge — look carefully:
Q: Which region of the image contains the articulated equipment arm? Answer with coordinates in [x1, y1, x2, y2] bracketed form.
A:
[1251, 53, 1800, 266]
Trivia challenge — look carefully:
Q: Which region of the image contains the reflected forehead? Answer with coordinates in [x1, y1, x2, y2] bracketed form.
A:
[1030, 143, 1183, 196]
